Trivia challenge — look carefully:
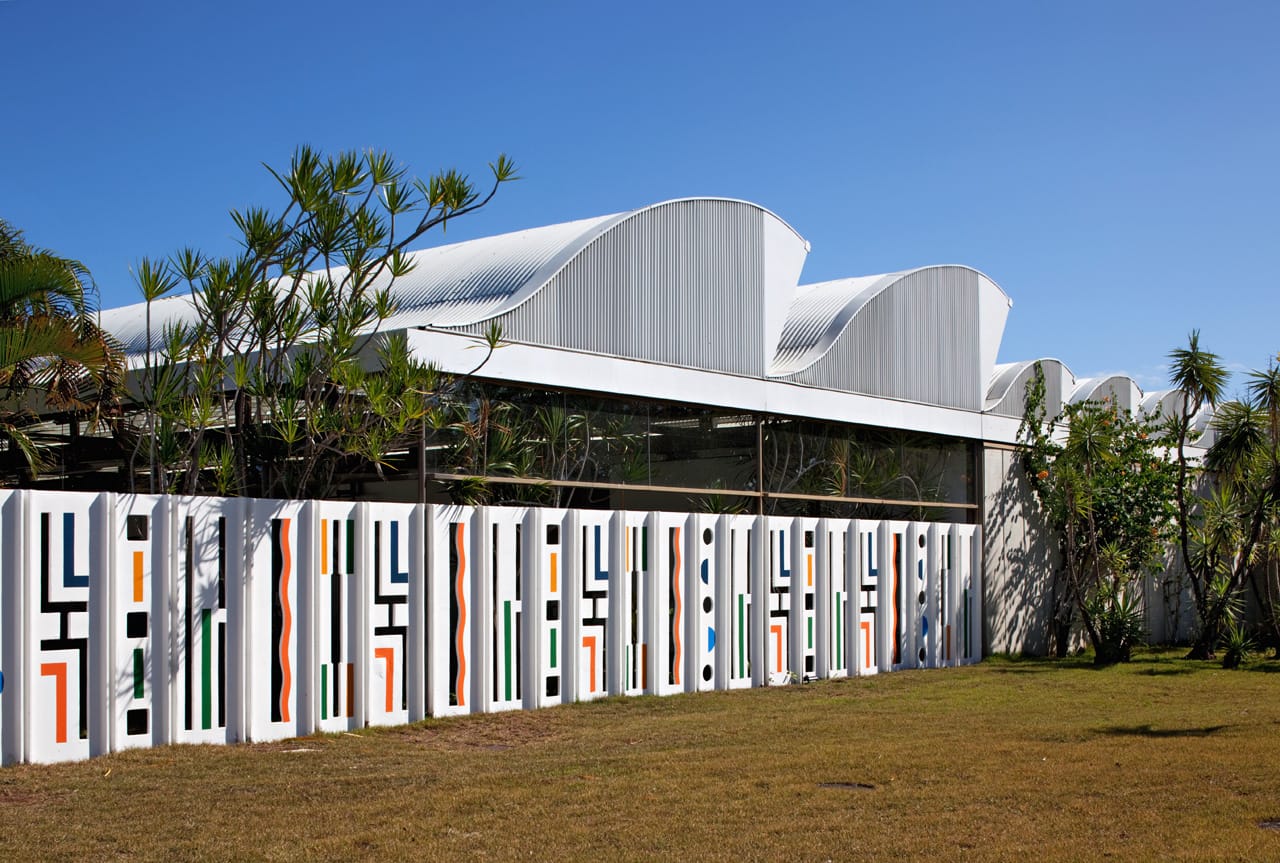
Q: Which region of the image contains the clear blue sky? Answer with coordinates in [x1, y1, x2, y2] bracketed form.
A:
[3, 1, 1277, 393]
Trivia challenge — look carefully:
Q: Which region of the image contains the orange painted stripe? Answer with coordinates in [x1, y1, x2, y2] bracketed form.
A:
[454, 523, 467, 706]
[860, 621, 872, 669]
[320, 519, 329, 575]
[672, 527, 682, 685]
[583, 635, 598, 693]
[374, 647, 395, 713]
[41, 662, 68, 744]
[770, 625, 783, 673]
[279, 518, 293, 723]
[807, 554, 813, 588]
[132, 551, 144, 603]
[549, 552, 557, 594]
[345, 663, 355, 718]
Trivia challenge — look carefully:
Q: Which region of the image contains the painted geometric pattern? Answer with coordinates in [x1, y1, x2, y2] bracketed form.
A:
[689, 515, 718, 692]
[112, 495, 162, 751]
[0, 490, 981, 765]
[618, 511, 648, 697]
[791, 520, 818, 681]
[172, 497, 238, 745]
[766, 519, 793, 686]
[576, 513, 611, 701]
[824, 524, 848, 679]
[368, 503, 414, 726]
[429, 506, 474, 717]
[26, 493, 97, 763]
[722, 515, 753, 689]
[856, 523, 879, 675]
[314, 504, 359, 732]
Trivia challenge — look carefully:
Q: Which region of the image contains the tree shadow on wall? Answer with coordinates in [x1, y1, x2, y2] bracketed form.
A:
[984, 451, 1060, 657]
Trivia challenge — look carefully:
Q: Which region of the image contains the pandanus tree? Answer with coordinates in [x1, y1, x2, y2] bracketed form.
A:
[129, 147, 516, 499]
[0, 219, 121, 475]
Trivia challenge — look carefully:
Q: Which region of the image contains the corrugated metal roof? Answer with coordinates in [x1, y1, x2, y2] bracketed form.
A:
[984, 357, 1076, 417]
[99, 213, 623, 356]
[768, 273, 899, 375]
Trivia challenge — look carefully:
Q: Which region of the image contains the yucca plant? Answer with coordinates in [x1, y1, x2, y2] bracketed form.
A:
[1220, 617, 1255, 669]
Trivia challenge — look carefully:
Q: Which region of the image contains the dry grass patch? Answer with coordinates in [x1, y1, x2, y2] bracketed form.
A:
[3, 651, 1280, 861]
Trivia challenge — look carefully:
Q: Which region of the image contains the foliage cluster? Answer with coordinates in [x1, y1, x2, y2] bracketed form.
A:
[1168, 332, 1280, 661]
[125, 147, 516, 499]
[0, 219, 121, 473]
[1019, 363, 1178, 663]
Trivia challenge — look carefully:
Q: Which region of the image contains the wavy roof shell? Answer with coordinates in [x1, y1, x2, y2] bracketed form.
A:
[984, 358, 1076, 418]
[769, 265, 1011, 411]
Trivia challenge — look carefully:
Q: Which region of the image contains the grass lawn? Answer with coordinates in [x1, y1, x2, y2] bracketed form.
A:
[3, 650, 1280, 861]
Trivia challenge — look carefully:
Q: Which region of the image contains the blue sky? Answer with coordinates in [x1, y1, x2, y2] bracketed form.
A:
[3, 1, 1276, 393]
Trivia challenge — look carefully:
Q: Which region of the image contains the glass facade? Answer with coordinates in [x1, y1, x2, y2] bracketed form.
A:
[415, 381, 977, 522]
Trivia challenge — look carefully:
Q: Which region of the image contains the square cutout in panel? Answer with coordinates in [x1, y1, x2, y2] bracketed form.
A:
[127, 515, 148, 541]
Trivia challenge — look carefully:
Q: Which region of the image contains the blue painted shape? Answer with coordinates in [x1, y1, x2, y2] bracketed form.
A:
[866, 533, 878, 578]
[0, 670, 4, 694]
[390, 521, 409, 584]
[778, 531, 791, 579]
[700, 558, 709, 585]
[707, 627, 716, 653]
[922, 617, 929, 637]
[917, 558, 925, 582]
[593, 525, 608, 581]
[63, 512, 89, 588]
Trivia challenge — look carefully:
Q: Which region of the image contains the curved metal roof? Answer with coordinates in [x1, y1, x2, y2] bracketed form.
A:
[100, 213, 620, 356]
[1067, 375, 1144, 409]
[100, 198, 809, 360]
[983, 355, 1075, 409]
[769, 265, 1011, 377]
[769, 273, 901, 376]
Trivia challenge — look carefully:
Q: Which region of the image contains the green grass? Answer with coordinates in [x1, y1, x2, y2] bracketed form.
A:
[3, 651, 1280, 861]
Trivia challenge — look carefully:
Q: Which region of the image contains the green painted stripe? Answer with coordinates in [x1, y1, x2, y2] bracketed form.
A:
[737, 594, 745, 678]
[550, 627, 557, 669]
[807, 616, 813, 650]
[835, 594, 842, 668]
[625, 645, 631, 690]
[320, 664, 328, 720]
[132, 648, 144, 699]
[504, 601, 513, 701]
[201, 609, 212, 730]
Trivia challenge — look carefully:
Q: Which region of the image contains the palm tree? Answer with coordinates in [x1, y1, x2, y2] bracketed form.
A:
[0, 219, 121, 476]
[1166, 331, 1230, 657]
